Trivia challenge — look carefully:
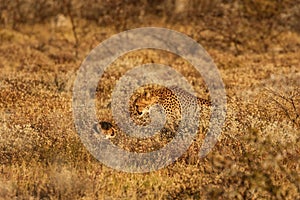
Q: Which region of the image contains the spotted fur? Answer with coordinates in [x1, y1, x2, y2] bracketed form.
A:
[134, 86, 211, 133]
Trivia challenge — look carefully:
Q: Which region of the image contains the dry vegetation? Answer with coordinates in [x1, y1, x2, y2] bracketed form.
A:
[0, 0, 300, 199]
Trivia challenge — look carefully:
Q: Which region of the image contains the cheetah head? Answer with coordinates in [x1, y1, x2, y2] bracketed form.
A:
[93, 121, 116, 139]
[134, 91, 159, 116]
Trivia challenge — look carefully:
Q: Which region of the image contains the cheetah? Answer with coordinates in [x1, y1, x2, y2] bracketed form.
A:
[132, 85, 211, 135]
[95, 86, 211, 140]
[93, 86, 211, 155]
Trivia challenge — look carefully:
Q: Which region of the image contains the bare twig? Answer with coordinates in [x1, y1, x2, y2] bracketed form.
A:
[64, 0, 79, 58]
[265, 88, 300, 127]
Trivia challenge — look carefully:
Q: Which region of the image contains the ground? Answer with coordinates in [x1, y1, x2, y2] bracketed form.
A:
[0, 10, 299, 200]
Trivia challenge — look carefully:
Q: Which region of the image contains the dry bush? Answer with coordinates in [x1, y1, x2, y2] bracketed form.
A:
[265, 88, 300, 128]
[1, 0, 299, 54]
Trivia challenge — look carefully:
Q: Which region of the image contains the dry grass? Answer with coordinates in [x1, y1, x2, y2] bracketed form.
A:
[0, 1, 300, 199]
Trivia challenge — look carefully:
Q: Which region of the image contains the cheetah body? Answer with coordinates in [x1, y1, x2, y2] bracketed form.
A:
[134, 86, 211, 133]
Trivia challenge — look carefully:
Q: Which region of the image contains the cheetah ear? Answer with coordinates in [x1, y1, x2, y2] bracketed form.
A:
[142, 91, 146, 97]
[141, 91, 146, 98]
[145, 91, 151, 98]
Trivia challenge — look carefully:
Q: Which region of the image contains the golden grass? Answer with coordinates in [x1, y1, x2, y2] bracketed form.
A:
[0, 15, 299, 199]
